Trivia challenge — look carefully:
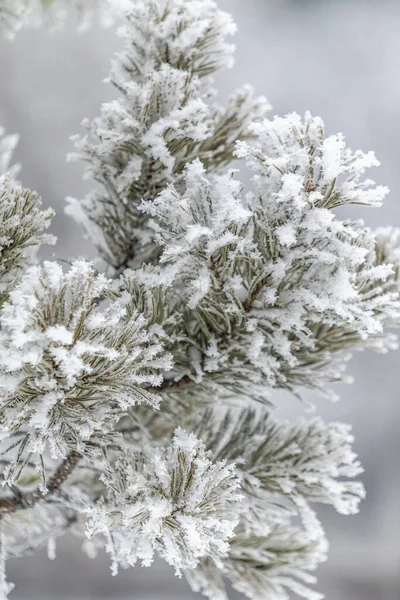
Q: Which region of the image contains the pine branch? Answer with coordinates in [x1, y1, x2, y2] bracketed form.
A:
[158, 376, 194, 391]
[0, 176, 55, 305]
[67, 0, 268, 271]
[0, 451, 80, 517]
[0, 2, 399, 599]
[86, 429, 241, 576]
[0, 260, 172, 480]
[242, 276, 270, 312]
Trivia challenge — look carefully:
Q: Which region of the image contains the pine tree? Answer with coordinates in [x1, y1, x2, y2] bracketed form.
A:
[0, 1, 398, 599]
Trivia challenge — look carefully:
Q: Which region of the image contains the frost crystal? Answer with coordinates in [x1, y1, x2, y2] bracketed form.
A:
[86, 429, 241, 575]
[0, 1, 399, 599]
[138, 114, 400, 402]
[0, 176, 55, 304]
[0, 260, 171, 475]
[186, 407, 364, 599]
[67, 0, 268, 271]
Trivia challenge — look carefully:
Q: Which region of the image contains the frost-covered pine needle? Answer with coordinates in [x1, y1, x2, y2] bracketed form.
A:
[0, 1, 399, 599]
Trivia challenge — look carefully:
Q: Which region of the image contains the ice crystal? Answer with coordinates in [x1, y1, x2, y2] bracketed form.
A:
[0, 260, 172, 476]
[67, 0, 268, 271]
[0, 176, 54, 304]
[0, 1, 399, 599]
[86, 429, 241, 575]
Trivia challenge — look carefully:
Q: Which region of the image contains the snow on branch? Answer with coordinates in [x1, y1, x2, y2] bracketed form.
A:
[136, 114, 400, 403]
[0, 260, 172, 482]
[0, 176, 55, 305]
[196, 408, 365, 516]
[86, 428, 241, 576]
[67, 0, 268, 272]
[188, 522, 327, 600]
[0, 1, 399, 599]
[187, 407, 365, 600]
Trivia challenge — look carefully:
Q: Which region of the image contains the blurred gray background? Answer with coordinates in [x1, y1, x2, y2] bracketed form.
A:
[0, 0, 399, 598]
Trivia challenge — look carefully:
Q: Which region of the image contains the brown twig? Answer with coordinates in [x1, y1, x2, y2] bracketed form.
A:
[158, 375, 193, 391]
[243, 277, 269, 312]
[0, 450, 81, 518]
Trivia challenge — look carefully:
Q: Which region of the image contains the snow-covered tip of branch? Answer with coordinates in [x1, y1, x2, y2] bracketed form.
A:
[67, 0, 268, 272]
[187, 519, 328, 600]
[114, 0, 237, 78]
[0, 176, 55, 304]
[86, 428, 242, 576]
[187, 408, 366, 599]
[137, 133, 400, 402]
[0, 260, 172, 477]
[235, 111, 389, 210]
[197, 408, 366, 517]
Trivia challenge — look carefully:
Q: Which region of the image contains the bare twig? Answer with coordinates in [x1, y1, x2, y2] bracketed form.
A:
[158, 375, 193, 391]
[243, 277, 269, 312]
[0, 451, 81, 518]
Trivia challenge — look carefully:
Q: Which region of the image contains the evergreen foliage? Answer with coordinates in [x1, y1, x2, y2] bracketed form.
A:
[0, 1, 398, 599]
[0, 176, 54, 305]
[67, 0, 268, 272]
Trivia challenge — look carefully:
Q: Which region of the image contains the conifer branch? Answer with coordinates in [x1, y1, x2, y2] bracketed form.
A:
[0, 451, 81, 517]
[0, 1, 398, 599]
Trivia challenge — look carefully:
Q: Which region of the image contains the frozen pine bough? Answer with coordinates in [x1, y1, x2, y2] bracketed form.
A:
[0, 1, 399, 599]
